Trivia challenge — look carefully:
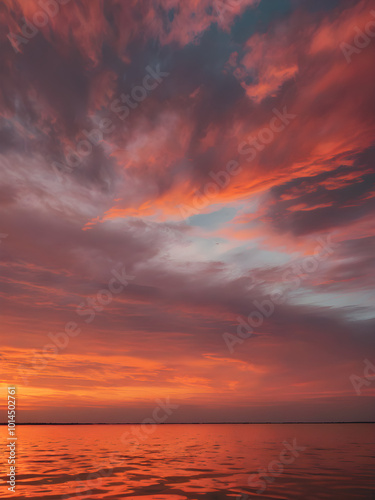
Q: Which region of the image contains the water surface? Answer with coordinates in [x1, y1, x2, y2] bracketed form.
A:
[1, 424, 374, 499]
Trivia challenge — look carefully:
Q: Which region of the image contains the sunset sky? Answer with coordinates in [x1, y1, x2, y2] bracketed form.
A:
[0, 0, 375, 423]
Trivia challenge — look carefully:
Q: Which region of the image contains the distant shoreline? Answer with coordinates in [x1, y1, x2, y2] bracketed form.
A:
[1, 422, 374, 425]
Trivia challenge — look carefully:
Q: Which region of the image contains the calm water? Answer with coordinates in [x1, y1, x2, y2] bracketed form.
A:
[1, 424, 374, 499]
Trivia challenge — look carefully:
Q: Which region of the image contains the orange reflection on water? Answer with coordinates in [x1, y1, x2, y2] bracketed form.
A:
[1, 424, 374, 499]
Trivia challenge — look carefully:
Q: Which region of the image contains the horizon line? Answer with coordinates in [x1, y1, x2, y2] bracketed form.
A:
[1, 421, 374, 425]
